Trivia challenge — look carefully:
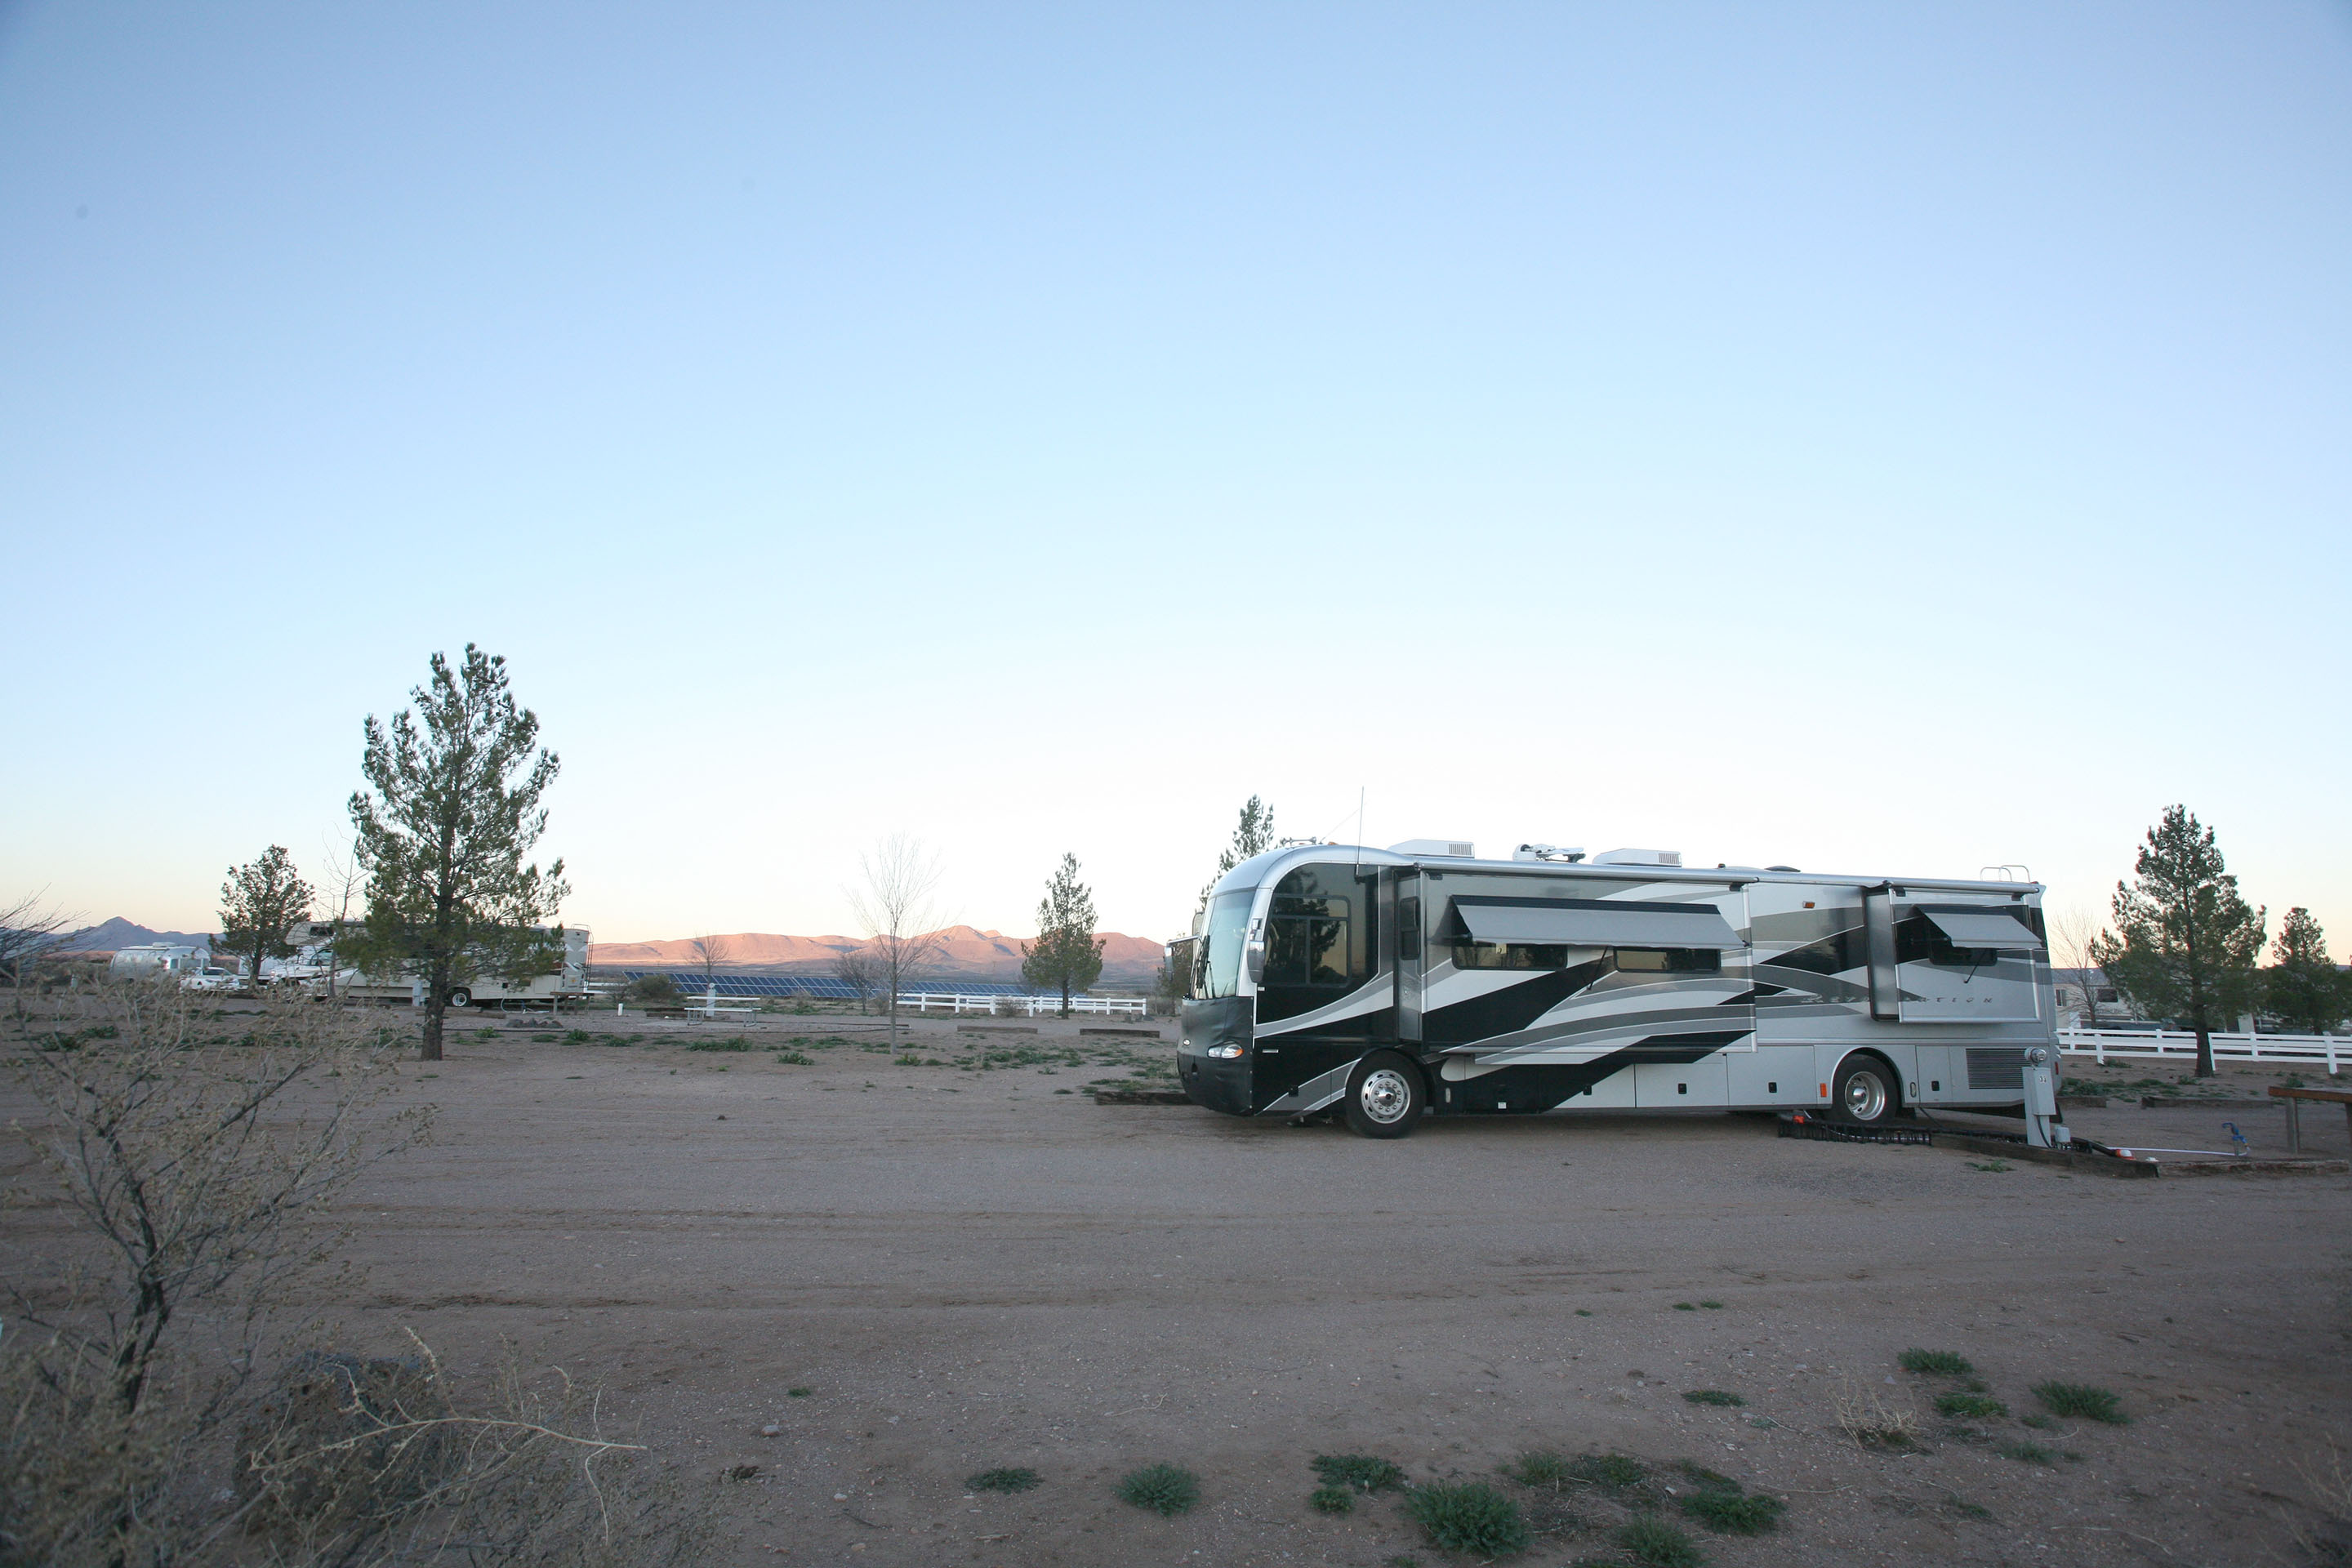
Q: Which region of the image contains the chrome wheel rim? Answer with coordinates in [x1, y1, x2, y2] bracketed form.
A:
[1842, 1068, 1887, 1120]
[1359, 1068, 1413, 1125]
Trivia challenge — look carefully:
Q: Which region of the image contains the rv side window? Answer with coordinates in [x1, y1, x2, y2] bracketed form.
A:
[1895, 915, 1997, 969]
[1396, 897, 1420, 961]
[1263, 865, 1372, 988]
[1608, 948, 1721, 974]
[1455, 941, 1570, 970]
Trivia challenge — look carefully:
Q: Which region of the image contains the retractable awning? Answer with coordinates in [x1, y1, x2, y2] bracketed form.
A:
[1918, 907, 2039, 949]
[1451, 898, 1743, 950]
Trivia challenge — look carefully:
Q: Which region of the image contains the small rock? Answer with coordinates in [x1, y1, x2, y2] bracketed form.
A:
[729, 1463, 760, 1481]
[717, 1114, 728, 1120]
[835, 1492, 849, 1500]
[760, 1423, 782, 1437]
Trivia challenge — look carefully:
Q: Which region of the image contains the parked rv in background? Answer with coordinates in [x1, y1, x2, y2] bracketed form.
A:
[108, 943, 209, 978]
[333, 924, 591, 1011]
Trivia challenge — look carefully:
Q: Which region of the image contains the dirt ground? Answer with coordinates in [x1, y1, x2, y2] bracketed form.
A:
[12, 1008, 2352, 1566]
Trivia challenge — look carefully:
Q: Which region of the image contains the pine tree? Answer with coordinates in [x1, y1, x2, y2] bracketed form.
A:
[1198, 795, 1276, 910]
[2262, 907, 2347, 1036]
[1022, 853, 1104, 1018]
[2091, 805, 2265, 1077]
[217, 845, 315, 989]
[344, 646, 568, 1061]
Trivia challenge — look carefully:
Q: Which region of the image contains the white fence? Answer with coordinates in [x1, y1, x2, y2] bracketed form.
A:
[896, 992, 1150, 1019]
[2058, 1027, 2341, 1075]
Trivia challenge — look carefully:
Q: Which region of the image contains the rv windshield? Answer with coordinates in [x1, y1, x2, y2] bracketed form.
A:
[1192, 890, 1254, 1000]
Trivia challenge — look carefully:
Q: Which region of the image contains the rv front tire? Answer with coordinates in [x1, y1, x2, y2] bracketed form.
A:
[1832, 1054, 1897, 1124]
[447, 988, 472, 1009]
[1343, 1051, 1425, 1140]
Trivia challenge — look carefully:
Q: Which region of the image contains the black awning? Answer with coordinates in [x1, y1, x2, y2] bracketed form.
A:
[1451, 898, 1742, 950]
[1918, 906, 2038, 949]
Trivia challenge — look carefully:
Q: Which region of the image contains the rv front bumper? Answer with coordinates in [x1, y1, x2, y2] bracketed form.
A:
[1178, 996, 1253, 1115]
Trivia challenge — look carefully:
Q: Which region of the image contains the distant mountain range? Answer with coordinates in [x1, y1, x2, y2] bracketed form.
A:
[588, 926, 1169, 984]
[60, 917, 218, 952]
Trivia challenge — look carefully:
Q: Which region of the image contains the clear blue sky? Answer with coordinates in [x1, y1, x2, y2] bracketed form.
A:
[4, 2, 2348, 950]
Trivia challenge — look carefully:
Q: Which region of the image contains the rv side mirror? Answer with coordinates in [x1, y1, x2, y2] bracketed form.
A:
[1243, 923, 1267, 985]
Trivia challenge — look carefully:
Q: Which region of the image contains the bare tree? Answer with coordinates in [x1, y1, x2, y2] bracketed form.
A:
[0, 888, 80, 1020]
[844, 835, 947, 1046]
[2049, 908, 2108, 1027]
[688, 933, 732, 997]
[314, 835, 368, 1004]
[832, 949, 881, 1015]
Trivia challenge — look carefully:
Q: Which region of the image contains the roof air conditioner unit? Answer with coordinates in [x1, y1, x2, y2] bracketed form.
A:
[1388, 839, 1476, 858]
[1512, 844, 1586, 862]
[1590, 848, 1682, 867]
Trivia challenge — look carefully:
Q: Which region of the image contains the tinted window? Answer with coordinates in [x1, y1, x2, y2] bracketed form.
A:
[1895, 915, 1998, 969]
[1263, 864, 1374, 989]
[1610, 948, 1722, 974]
[1192, 890, 1253, 999]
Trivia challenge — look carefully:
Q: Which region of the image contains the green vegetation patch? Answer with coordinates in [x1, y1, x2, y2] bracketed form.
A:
[1618, 1514, 1706, 1566]
[1998, 1441, 2059, 1465]
[1116, 1463, 1200, 1517]
[1682, 1389, 1745, 1407]
[1935, 1393, 2007, 1419]
[2031, 1382, 2127, 1423]
[967, 1467, 1040, 1494]
[684, 1035, 757, 1052]
[1508, 1450, 1570, 1488]
[1898, 1348, 1974, 1376]
[1673, 1470, 1783, 1536]
[1406, 1481, 1530, 1557]
[1309, 1485, 1353, 1514]
[1570, 1453, 1650, 1492]
[1312, 1454, 1407, 1494]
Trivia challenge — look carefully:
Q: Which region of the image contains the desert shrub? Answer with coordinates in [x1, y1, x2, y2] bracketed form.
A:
[1899, 1348, 1974, 1376]
[1309, 1484, 1352, 1512]
[1682, 1389, 1744, 1407]
[1407, 1481, 1530, 1557]
[1570, 1452, 1650, 1491]
[0, 982, 708, 1568]
[1682, 1488, 1784, 1535]
[1117, 1463, 1200, 1516]
[1618, 1514, 1707, 1566]
[774, 1050, 813, 1065]
[1508, 1449, 1570, 1488]
[2000, 1440, 2059, 1464]
[626, 973, 679, 1001]
[1835, 1383, 1922, 1446]
[968, 1467, 1040, 1493]
[563, 1029, 590, 1044]
[1314, 1453, 1407, 1493]
[684, 1036, 755, 1053]
[1935, 1392, 2007, 1419]
[2032, 1382, 2127, 1423]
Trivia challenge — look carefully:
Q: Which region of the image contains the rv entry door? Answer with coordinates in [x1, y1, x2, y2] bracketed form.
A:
[1392, 871, 1423, 1044]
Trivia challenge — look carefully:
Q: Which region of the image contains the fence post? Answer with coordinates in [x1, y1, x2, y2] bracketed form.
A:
[2095, 1032, 2106, 1067]
[2329, 1034, 2338, 1076]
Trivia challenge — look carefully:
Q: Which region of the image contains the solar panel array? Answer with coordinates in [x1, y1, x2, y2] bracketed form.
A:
[610, 971, 1049, 1000]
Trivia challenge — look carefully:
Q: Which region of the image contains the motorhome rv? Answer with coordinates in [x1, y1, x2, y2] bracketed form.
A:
[1175, 841, 2063, 1144]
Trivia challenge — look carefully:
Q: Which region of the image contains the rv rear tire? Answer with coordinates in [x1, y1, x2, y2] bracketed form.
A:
[1343, 1051, 1425, 1140]
[447, 987, 471, 1009]
[1832, 1055, 1896, 1124]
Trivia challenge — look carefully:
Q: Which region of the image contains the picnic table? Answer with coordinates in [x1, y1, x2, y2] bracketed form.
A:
[2268, 1084, 2352, 1154]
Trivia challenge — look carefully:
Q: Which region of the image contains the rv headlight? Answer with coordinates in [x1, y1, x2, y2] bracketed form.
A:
[1208, 1044, 1243, 1059]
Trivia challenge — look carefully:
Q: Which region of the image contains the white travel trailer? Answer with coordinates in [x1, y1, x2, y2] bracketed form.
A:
[1177, 841, 2064, 1144]
[108, 943, 209, 978]
[339, 926, 591, 1011]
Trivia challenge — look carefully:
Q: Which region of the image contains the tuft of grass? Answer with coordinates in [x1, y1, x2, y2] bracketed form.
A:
[1673, 1302, 1697, 1312]
[564, 1029, 591, 1044]
[1698, 1299, 1724, 1310]
[1508, 1450, 1570, 1488]
[968, 1467, 1040, 1494]
[1682, 1389, 1745, 1407]
[1964, 1160, 2012, 1172]
[1935, 1393, 2008, 1419]
[1309, 1485, 1353, 1514]
[1942, 1493, 1994, 1521]
[1836, 1383, 1922, 1447]
[1117, 1463, 1200, 1517]
[685, 1036, 757, 1053]
[1313, 1454, 1407, 1494]
[1570, 1453, 1650, 1491]
[1618, 1513, 1707, 1566]
[773, 1051, 813, 1065]
[786, 1387, 811, 1397]
[2032, 1382, 2127, 1423]
[1898, 1348, 1975, 1376]
[1406, 1481, 1530, 1557]
[1575, 1308, 1593, 1316]
[1999, 1441, 2058, 1465]
[1682, 1490, 1784, 1535]
[2020, 1413, 2056, 1430]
